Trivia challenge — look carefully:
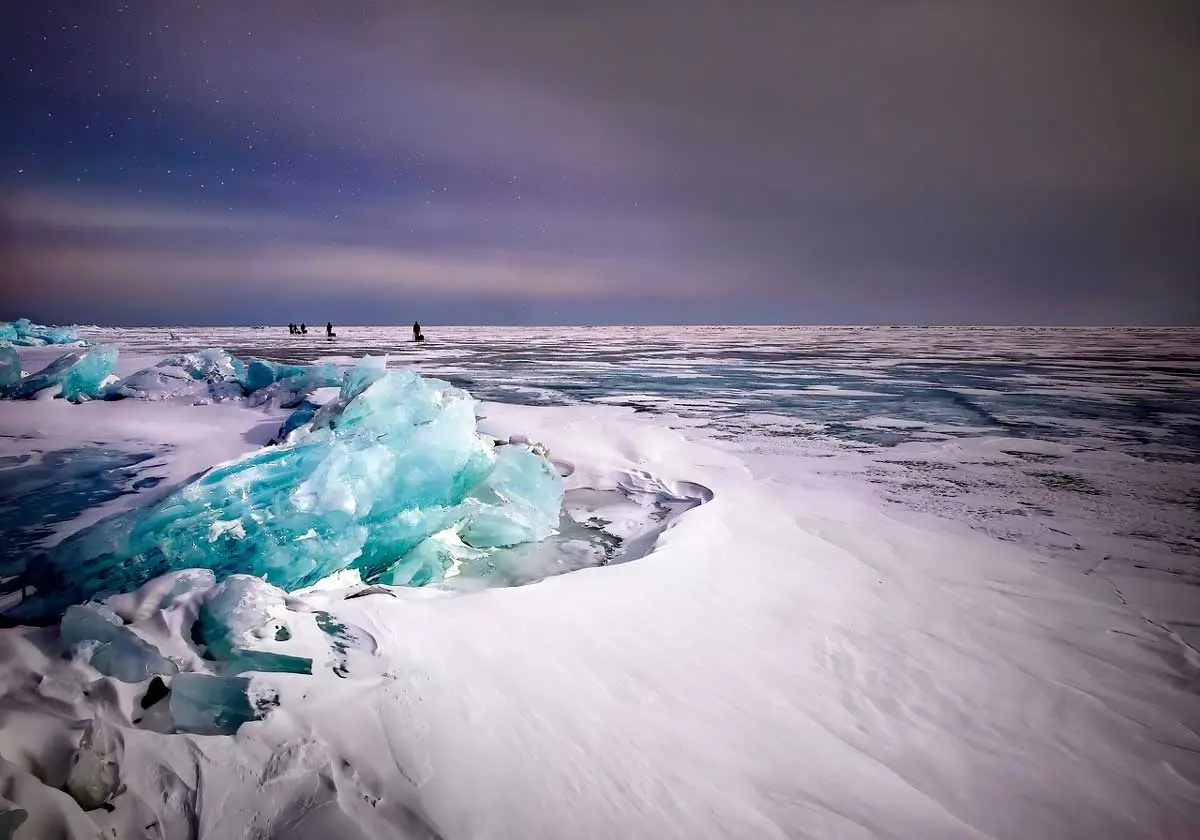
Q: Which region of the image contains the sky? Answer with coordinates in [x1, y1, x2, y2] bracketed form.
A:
[1, 1, 1198, 326]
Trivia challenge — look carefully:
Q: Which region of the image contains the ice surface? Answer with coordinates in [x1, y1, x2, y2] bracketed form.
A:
[2, 327, 1196, 838]
[59, 603, 178, 682]
[13, 361, 562, 620]
[0, 318, 80, 347]
[14, 346, 118, 401]
[168, 673, 263, 736]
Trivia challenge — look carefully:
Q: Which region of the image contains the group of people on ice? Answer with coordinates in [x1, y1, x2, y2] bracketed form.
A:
[286, 321, 425, 341]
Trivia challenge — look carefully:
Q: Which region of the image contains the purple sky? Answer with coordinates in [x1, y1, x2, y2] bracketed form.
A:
[2, 1, 1198, 325]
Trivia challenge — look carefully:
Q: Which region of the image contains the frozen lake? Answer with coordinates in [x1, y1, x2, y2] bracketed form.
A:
[74, 324, 1200, 635]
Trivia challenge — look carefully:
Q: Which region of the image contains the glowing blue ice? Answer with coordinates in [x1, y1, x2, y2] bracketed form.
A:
[16, 346, 118, 401]
[0, 318, 80, 346]
[13, 361, 563, 621]
[60, 345, 119, 402]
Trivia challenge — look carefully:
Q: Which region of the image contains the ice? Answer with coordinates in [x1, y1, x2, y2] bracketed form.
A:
[277, 399, 320, 440]
[64, 719, 120, 811]
[103, 350, 342, 407]
[14, 345, 118, 401]
[104, 348, 246, 402]
[168, 673, 265, 735]
[462, 444, 564, 548]
[0, 346, 20, 395]
[224, 649, 313, 675]
[59, 345, 118, 403]
[244, 361, 342, 409]
[59, 602, 179, 682]
[13, 361, 563, 620]
[0, 318, 80, 346]
[105, 568, 217, 622]
[243, 359, 308, 393]
[196, 574, 289, 660]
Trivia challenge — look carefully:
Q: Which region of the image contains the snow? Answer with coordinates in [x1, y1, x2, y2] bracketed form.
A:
[0, 328, 1197, 838]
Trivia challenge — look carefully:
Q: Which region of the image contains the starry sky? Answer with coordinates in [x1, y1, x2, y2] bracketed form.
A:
[2, 1, 1198, 326]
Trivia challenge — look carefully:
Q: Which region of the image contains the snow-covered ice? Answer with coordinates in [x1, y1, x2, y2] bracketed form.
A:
[0, 325, 1197, 838]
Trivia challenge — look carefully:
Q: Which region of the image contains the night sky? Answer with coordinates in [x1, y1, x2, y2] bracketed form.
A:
[2, 1, 1198, 326]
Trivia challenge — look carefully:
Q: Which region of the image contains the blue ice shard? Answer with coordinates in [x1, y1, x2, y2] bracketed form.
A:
[243, 360, 342, 409]
[277, 399, 320, 440]
[242, 359, 308, 394]
[60, 345, 119, 402]
[0, 346, 21, 395]
[168, 673, 266, 735]
[60, 602, 179, 682]
[11, 361, 562, 621]
[15, 346, 118, 401]
[462, 444, 564, 548]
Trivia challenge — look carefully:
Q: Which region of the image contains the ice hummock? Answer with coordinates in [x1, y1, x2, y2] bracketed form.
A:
[9, 359, 564, 622]
[0, 318, 80, 347]
[103, 347, 247, 402]
[14, 345, 118, 402]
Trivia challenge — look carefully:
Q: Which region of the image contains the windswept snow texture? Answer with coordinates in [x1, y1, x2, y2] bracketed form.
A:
[0, 318, 80, 346]
[7, 362, 563, 622]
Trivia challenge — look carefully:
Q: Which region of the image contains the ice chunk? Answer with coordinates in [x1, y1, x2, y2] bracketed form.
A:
[65, 719, 121, 811]
[15, 345, 118, 401]
[105, 348, 245, 402]
[0, 345, 20, 395]
[377, 528, 490, 586]
[105, 568, 216, 622]
[169, 673, 264, 735]
[0, 318, 80, 346]
[462, 444, 564, 548]
[224, 650, 313, 675]
[60, 602, 179, 682]
[196, 575, 289, 660]
[242, 359, 307, 393]
[245, 361, 343, 409]
[277, 399, 320, 440]
[13, 361, 562, 621]
[59, 345, 118, 402]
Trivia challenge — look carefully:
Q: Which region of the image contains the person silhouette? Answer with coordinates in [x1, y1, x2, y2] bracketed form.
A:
[412, 320, 423, 342]
[288, 323, 296, 334]
[326, 321, 334, 338]
[300, 322, 307, 334]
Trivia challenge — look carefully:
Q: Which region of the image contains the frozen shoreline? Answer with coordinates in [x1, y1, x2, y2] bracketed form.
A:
[1, 338, 1198, 838]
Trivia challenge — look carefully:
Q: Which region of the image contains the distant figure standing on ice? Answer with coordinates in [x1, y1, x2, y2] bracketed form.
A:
[412, 320, 424, 342]
[326, 321, 335, 338]
[300, 323, 307, 334]
[288, 323, 296, 334]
